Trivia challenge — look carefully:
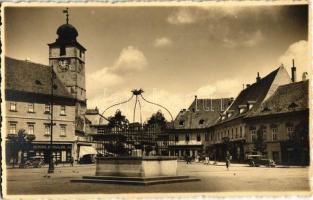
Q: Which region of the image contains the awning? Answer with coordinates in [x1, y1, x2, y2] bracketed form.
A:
[79, 146, 97, 158]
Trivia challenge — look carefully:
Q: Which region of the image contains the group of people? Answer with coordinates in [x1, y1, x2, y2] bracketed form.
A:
[184, 152, 232, 170]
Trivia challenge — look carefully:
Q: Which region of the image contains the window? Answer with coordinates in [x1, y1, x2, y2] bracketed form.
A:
[272, 128, 278, 141]
[199, 119, 205, 125]
[179, 120, 184, 126]
[79, 50, 82, 58]
[175, 135, 179, 142]
[251, 130, 256, 141]
[45, 104, 51, 113]
[9, 123, 16, 134]
[10, 102, 17, 111]
[185, 134, 190, 142]
[240, 126, 243, 138]
[262, 129, 267, 141]
[28, 124, 34, 135]
[197, 133, 201, 142]
[28, 103, 34, 113]
[60, 105, 66, 115]
[45, 124, 51, 135]
[205, 133, 209, 141]
[287, 127, 294, 139]
[60, 125, 66, 136]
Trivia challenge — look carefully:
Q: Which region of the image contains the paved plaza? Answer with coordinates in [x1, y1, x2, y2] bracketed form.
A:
[5, 161, 310, 195]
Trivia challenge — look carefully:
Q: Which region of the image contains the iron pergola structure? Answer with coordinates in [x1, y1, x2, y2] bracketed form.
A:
[91, 89, 174, 157]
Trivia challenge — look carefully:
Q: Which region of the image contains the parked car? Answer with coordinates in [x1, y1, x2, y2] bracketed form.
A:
[19, 156, 44, 168]
[246, 155, 276, 167]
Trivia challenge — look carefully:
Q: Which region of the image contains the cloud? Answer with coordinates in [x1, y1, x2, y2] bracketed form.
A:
[86, 46, 148, 97]
[154, 37, 173, 47]
[111, 46, 148, 74]
[195, 79, 242, 99]
[278, 40, 310, 78]
[243, 30, 264, 47]
[167, 8, 196, 24]
[86, 68, 124, 98]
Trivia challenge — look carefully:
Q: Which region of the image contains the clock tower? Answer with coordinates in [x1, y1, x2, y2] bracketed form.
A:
[48, 8, 86, 133]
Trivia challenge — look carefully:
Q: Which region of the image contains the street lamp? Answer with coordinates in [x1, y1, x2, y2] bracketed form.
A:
[48, 65, 56, 174]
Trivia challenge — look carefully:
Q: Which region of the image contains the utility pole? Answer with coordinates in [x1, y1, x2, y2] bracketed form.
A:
[48, 65, 55, 173]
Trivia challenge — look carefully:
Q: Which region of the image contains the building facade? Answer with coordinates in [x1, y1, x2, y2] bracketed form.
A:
[169, 97, 233, 159]
[5, 15, 92, 164]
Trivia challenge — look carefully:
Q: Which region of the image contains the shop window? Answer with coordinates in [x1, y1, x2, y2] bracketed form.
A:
[10, 102, 17, 111]
[28, 103, 34, 113]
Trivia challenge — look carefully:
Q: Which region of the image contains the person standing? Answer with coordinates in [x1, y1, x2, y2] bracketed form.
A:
[225, 151, 231, 170]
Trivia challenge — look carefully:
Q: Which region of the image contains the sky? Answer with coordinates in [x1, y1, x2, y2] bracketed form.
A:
[4, 4, 310, 122]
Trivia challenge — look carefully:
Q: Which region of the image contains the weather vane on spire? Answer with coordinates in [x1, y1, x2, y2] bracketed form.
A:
[63, 8, 69, 24]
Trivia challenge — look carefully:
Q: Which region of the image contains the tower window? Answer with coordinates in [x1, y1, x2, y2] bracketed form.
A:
[60, 46, 66, 56]
[79, 50, 82, 58]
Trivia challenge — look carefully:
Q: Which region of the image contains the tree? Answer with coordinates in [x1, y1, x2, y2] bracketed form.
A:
[6, 129, 36, 166]
[147, 110, 167, 128]
[253, 127, 267, 155]
[107, 110, 129, 129]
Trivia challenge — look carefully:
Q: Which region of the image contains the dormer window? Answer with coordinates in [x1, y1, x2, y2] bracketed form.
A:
[247, 101, 256, 110]
[238, 105, 247, 114]
[179, 120, 185, 126]
[226, 110, 234, 118]
[288, 102, 298, 110]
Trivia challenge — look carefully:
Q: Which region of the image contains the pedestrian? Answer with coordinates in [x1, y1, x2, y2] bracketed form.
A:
[204, 155, 210, 165]
[70, 157, 74, 167]
[225, 152, 231, 170]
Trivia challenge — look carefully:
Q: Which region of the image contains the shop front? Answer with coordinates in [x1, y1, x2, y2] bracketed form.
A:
[31, 143, 73, 164]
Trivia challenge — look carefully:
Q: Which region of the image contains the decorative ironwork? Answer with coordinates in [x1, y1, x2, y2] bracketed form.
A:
[93, 89, 174, 157]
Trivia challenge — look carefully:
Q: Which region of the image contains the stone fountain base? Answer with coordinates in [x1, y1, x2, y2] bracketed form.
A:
[71, 156, 200, 185]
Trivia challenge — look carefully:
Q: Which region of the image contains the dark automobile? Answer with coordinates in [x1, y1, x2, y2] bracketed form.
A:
[246, 155, 276, 167]
[19, 156, 44, 168]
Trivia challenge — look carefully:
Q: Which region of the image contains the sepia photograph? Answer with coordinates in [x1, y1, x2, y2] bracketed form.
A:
[1, 1, 311, 198]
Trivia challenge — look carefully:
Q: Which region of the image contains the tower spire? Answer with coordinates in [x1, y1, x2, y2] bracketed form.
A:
[63, 8, 69, 24]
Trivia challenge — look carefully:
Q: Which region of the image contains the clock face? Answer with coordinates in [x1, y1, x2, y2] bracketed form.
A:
[58, 59, 70, 72]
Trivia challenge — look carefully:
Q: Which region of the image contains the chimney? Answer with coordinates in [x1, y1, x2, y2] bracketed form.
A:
[291, 59, 297, 82]
[195, 95, 198, 111]
[256, 72, 261, 82]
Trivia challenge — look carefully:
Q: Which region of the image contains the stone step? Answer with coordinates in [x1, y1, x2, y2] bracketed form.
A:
[71, 176, 200, 185]
[82, 175, 190, 181]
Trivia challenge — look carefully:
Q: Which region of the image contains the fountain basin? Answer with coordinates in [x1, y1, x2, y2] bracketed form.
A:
[95, 156, 178, 177]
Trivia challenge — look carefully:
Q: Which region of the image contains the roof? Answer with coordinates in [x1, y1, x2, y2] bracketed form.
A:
[215, 66, 291, 123]
[5, 57, 73, 99]
[246, 80, 309, 117]
[173, 98, 233, 129]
